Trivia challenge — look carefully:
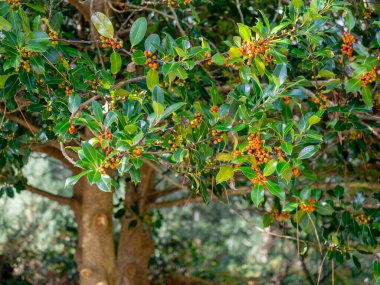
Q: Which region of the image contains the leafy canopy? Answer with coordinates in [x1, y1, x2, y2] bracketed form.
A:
[0, 0, 379, 280]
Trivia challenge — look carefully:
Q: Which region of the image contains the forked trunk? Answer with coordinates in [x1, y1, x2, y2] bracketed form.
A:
[71, 165, 155, 285]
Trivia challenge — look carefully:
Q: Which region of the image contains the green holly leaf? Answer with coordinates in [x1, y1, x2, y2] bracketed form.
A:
[251, 184, 264, 207]
[91, 12, 114, 38]
[110, 51, 122, 74]
[216, 165, 234, 184]
[130, 17, 147, 47]
[264, 180, 285, 200]
[298, 145, 319, 159]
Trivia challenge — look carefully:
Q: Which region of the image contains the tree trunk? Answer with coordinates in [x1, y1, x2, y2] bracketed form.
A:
[117, 165, 155, 285]
[72, 177, 118, 285]
[70, 165, 155, 285]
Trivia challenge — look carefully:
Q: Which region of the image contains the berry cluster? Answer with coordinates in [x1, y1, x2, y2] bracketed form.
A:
[58, 82, 73, 96]
[359, 66, 377, 87]
[282, 96, 291, 105]
[270, 209, 290, 221]
[104, 131, 113, 140]
[104, 156, 121, 170]
[341, 32, 356, 58]
[292, 167, 301, 178]
[225, 55, 244, 70]
[167, 0, 190, 7]
[356, 213, 371, 224]
[210, 105, 219, 113]
[233, 150, 244, 157]
[254, 149, 272, 165]
[247, 133, 262, 153]
[348, 130, 363, 140]
[69, 124, 76, 135]
[313, 92, 329, 110]
[240, 40, 269, 59]
[247, 133, 271, 165]
[99, 36, 123, 49]
[274, 146, 285, 161]
[88, 78, 103, 90]
[131, 147, 144, 156]
[144, 50, 159, 69]
[98, 166, 106, 174]
[49, 30, 59, 45]
[204, 52, 212, 65]
[211, 129, 223, 145]
[251, 167, 266, 185]
[8, 0, 20, 8]
[190, 113, 202, 128]
[168, 139, 178, 152]
[299, 199, 316, 213]
[15, 50, 35, 72]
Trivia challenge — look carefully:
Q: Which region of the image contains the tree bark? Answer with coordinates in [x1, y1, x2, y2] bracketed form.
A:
[117, 165, 155, 285]
[72, 177, 118, 285]
[70, 165, 155, 285]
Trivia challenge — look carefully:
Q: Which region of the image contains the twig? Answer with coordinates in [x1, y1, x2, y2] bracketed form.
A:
[71, 94, 101, 120]
[16, 99, 36, 135]
[124, 3, 176, 20]
[113, 75, 147, 89]
[235, 0, 244, 23]
[361, 120, 380, 140]
[170, 7, 186, 36]
[307, 213, 322, 254]
[296, 207, 300, 257]
[0, 105, 6, 127]
[49, 0, 53, 21]
[143, 158, 189, 192]
[59, 142, 77, 166]
[56, 38, 100, 44]
[317, 249, 329, 285]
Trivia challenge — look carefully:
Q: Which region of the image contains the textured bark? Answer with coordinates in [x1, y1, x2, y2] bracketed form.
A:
[72, 177, 118, 285]
[117, 165, 155, 285]
[71, 165, 155, 285]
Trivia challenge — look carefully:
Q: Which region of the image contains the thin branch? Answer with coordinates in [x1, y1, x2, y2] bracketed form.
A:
[124, 3, 175, 20]
[307, 212, 322, 255]
[113, 75, 147, 89]
[317, 249, 329, 285]
[25, 184, 73, 206]
[48, 0, 53, 21]
[148, 187, 182, 200]
[170, 7, 186, 36]
[149, 186, 251, 209]
[235, 0, 244, 23]
[59, 142, 77, 167]
[56, 38, 100, 44]
[71, 94, 101, 120]
[143, 159, 189, 192]
[360, 120, 380, 140]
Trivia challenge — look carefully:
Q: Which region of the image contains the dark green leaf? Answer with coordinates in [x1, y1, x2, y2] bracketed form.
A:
[264, 180, 285, 200]
[251, 184, 264, 207]
[130, 17, 147, 47]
